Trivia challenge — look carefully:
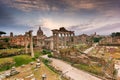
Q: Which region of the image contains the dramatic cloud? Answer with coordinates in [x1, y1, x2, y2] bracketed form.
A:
[0, 5, 14, 26]
[1, 0, 120, 13]
[83, 23, 120, 35]
[1, 0, 66, 12]
[68, 18, 120, 35]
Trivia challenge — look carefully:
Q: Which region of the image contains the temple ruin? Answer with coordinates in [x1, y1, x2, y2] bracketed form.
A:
[52, 27, 75, 50]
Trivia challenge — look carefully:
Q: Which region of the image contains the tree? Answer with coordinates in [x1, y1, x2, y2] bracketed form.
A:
[111, 32, 120, 37]
[3, 38, 10, 42]
[0, 31, 6, 37]
[93, 37, 102, 43]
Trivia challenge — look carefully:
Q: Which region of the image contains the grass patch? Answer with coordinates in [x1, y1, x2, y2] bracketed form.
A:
[13, 55, 33, 67]
[0, 49, 42, 72]
[34, 50, 42, 58]
[0, 58, 14, 71]
[0, 48, 24, 58]
[73, 63, 104, 76]
[0, 48, 23, 54]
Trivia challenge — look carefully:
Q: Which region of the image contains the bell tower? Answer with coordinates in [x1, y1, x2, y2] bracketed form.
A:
[37, 26, 43, 37]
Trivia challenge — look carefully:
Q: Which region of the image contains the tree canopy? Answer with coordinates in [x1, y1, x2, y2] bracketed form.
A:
[93, 37, 102, 43]
[0, 31, 6, 37]
[111, 32, 120, 37]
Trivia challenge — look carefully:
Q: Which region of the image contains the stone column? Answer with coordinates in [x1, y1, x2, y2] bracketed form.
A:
[56, 33, 59, 50]
[53, 33, 56, 50]
[29, 30, 34, 58]
[69, 33, 72, 47]
[25, 32, 29, 54]
[67, 33, 69, 48]
[64, 33, 66, 48]
[60, 33, 62, 48]
[73, 33, 75, 45]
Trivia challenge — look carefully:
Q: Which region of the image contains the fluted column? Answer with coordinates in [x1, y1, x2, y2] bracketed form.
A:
[53, 33, 56, 50]
[29, 30, 34, 58]
[60, 33, 63, 48]
[73, 33, 75, 45]
[56, 33, 59, 50]
[64, 33, 67, 48]
[67, 33, 69, 48]
[25, 32, 29, 54]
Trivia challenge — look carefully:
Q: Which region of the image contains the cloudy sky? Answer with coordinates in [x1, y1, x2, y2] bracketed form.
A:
[0, 0, 120, 36]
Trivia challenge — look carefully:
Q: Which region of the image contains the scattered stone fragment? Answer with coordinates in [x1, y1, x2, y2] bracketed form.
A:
[36, 59, 41, 68]
[30, 62, 34, 65]
[10, 66, 19, 76]
[42, 74, 47, 80]
[31, 77, 36, 80]
[21, 64, 25, 68]
[25, 74, 34, 78]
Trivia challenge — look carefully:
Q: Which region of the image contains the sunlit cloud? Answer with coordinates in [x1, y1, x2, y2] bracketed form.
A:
[38, 17, 80, 30]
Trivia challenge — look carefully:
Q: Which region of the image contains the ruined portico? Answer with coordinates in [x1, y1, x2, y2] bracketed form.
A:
[52, 27, 75, 50]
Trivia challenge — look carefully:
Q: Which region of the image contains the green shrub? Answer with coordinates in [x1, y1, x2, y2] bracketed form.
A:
[42, 58, 49, 65]
[48, 54, 52, 58]
[44, 59, 49, 64]
[42, 49, 51, 55]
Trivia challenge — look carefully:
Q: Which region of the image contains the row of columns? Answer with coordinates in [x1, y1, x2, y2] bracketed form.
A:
[24, 30, 34, 57]
[53, 32, 75, 50]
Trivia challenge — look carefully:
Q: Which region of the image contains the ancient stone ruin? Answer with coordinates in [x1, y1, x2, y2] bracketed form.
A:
[10, 66, 19, 76]
[52, 27, 75, 50]
[24, 30, 34, 57]
[36, 59, 41, 68]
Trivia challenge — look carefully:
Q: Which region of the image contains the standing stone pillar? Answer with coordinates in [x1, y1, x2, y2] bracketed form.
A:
[53, 33, 56, 50]
[66, 33, 69, 48]
[69, 33, 72, 46]
[73, 33, 75, 45]
[64, 33, 66, 48]
[56, 33, 59, 50]
[29, 30, 34, 58]
[60, 33, 62, 48]
[25, 32, 29, 54]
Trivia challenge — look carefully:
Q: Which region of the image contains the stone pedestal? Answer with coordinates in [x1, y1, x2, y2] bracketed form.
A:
[42, 74, 47, 80]
[10, 67, 19, 76]
[36, 59, 41, 68]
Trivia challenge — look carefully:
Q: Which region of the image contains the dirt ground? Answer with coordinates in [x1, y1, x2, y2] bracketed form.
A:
[3, 62, 59, 80]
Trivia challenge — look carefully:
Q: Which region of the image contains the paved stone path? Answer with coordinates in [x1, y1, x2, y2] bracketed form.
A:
[42, 55, 101, 80]
[115, 61, 120, 79]
[84, 47, 94, 54]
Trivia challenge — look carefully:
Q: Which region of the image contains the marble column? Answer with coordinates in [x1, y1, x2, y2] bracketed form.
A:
[53, 33, 56, 50]
[29, 30, 34, 58]
[56, 33, 59, 50]
[60, 33, 63, 48]
[25, 32, 28, 54]
[64, 33, 66, 48]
